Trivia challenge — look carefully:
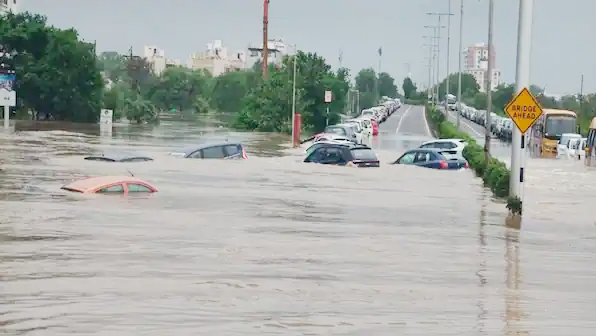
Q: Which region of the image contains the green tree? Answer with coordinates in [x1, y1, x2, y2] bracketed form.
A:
[355, 68, 377, 109]
[402, 77, 417, 99]
[437, 73, 480, 98]
[234, 51, 349, 133]
[0, 12, 104, 122]
[144, 67, 211, 114]
[211, 70, 255, 113]
[378, 72, 397, 98]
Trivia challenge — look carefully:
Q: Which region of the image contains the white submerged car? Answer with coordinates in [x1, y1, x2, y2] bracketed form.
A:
[418, 138, 468, 159]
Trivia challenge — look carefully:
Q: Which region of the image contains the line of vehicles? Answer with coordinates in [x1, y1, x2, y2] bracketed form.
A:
[60, 98, 475, 196]
[457, 103, 515, 141]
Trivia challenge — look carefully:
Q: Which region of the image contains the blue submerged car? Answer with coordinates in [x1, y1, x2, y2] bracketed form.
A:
[392, 148, 468, 170]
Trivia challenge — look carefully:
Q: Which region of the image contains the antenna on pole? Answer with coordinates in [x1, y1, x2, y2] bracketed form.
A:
[339, 49, 343, 68]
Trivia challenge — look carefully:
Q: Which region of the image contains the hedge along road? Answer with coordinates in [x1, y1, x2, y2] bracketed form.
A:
[1, 117, 596, 334]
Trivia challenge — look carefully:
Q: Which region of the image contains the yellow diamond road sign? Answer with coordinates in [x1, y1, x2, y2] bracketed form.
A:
[504, 87, 543, 134]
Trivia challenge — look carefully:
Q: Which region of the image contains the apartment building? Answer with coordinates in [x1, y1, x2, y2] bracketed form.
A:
[464, 43, 500, 92]
[188, 40, 246, 76]
[0, 0, 18, 14]
[143, 45, 182, 76]
[247, 39, 289, 68]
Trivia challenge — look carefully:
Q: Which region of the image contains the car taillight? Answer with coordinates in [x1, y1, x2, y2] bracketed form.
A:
[439, 160, 448, 169]
[241, 147, 248, 159]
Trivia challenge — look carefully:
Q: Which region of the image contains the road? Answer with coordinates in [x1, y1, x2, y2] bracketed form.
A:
[442, 107, 514, 162]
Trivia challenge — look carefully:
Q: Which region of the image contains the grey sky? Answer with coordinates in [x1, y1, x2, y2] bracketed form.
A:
[22, 0, 596, 95]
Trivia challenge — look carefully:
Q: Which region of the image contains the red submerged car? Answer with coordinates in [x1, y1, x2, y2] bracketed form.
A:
[61, 176, 158, 194]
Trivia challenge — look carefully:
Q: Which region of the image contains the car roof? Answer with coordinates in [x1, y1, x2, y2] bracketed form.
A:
[62, 176, 151, 192]
[407, 148, 444, 152]
[310, 141, 354, 147]
[421, 139, 465, 145]
[172, 142, 243, 155]
[84, 151, 153, 161]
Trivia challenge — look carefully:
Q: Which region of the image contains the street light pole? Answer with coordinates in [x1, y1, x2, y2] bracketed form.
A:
[509, 0, 534, 202]
[427, 11, 452, 107]
[424, 25, 445, 105]
[457, 0, 463, 130]
[291, 45, 298, 147]
[484, 0, 494, 166]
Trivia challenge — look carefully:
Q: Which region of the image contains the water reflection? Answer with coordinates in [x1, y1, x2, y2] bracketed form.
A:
[504, 228, 527, 335]
[476, 191, 488, 334]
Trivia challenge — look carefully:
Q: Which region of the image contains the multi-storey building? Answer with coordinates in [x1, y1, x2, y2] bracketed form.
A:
[0, 0, 18, 14]
[188, 40, 246, 76]
[464, 43, 501, 92]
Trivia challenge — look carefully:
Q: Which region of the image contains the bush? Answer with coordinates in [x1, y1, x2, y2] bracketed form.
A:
[425, 105, 521, 214]
[404, 98, 425, 105]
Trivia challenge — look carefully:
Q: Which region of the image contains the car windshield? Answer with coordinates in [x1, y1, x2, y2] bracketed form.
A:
[306, 144, 322, 155]
[545, 116, 576, 139]
[325, 127, 346, 136]
[560, 134, 581, 146]
[350, 148, 377, 161]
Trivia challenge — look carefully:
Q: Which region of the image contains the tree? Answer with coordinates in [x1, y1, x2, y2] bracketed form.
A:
[234, 51, 349, 133]
[0, 12, 104, 122]
[355, 68, 377, 109]
[211, 70, 256, 113]
[402, 77, 417, 99]
[378, 72, 398, 98]
[144, 67, 211, 114]
[437, 73, 480, 98]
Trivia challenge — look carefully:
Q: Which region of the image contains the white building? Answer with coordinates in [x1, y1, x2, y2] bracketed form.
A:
[247, 39, 289, 68]
[465, 58, 500, 92]
[0, 0, 18, 14]
[188, 40, 246, 76]
[142, 45, 183, 75]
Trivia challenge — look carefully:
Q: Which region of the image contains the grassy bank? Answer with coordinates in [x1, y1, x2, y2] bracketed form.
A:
[425, 105, 522, 214]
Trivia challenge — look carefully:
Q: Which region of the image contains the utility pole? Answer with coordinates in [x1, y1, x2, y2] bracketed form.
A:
[484, 0, 494, 166]
[457, 0, 464, 130]
[424, 26, 444, 104]
[376, 47, 382, 103]
[427, 11, 453, 109]
[423, 36, 439, 103]
[262, 0, 270, 79]
[339, 49, 343, 68]
[291, 44, 297, 146]
[579, 74, 584, 131]
[509, 0, 534, 202]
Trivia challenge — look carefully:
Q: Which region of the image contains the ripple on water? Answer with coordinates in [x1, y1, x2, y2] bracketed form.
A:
[1, 122, 596, 335]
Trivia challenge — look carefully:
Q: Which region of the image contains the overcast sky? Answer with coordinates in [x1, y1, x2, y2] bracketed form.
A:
[21, 0, 596, 95]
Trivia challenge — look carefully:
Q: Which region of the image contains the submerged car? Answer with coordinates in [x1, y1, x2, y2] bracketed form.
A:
[169, 142, 248, 159]
[304, 144, 379, 167]
[392, 148, 468, 170]
[61, 176, 158, 194]
[84, 151, 153, 162]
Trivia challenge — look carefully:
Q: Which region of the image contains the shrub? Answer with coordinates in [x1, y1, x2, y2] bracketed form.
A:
[425, 105, 521, 214]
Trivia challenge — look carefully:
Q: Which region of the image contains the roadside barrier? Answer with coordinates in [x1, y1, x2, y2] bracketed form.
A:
[425, 105, 521, 214]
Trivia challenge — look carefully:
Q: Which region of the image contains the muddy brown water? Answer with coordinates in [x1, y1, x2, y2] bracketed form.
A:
[1, 112, 595, 335]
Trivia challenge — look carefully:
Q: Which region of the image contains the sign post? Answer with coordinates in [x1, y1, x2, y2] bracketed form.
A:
[504, 87, 542, 204]
[324, 89, 332, 126]
[99, 109, 113, 136]
[0, 71, 16, 128]
[506, 0, 535, 214]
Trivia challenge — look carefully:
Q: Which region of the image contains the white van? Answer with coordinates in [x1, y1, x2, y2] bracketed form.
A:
[557, 133, 582, 159]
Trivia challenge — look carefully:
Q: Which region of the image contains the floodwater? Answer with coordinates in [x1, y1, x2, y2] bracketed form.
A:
[1, 111, 596, 335]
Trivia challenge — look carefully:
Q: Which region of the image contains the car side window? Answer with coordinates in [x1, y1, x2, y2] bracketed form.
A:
[398, 153, 415, 164]
[127, 183, 153, 192]
[322, 147, 344, 163]
[414, 152, 430, 163]
[201, 146, 226, 159]
[189, 150, 202, 158]
[309, 148, 327, 162]
[224, 145, 241, 157]
[420, 143, 433, 148]
[97, 184, 124, 193]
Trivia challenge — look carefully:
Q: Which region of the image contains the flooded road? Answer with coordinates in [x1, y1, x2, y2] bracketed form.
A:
[1, 110, 596, 335]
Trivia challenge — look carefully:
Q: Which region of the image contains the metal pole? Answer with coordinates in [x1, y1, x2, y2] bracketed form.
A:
[428, 49, 433, 100]
[291, 46, 297, 146]
[510, 0, 534, 201]
[356, 91, 360, 114]
[445, 0, 452, 113]
[3, 105, 9, 128]
[326, 107, 329, 126]
[579, 74, 584, 132]
[457, 0, 463, 130]
[484, 0, 494, 166]
[262, 0, 269, 79]
[436, 17, 441, 103]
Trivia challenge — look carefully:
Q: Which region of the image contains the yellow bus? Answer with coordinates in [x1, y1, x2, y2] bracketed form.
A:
[585, 117, 596, 166]
[529, 109, 577, 158]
